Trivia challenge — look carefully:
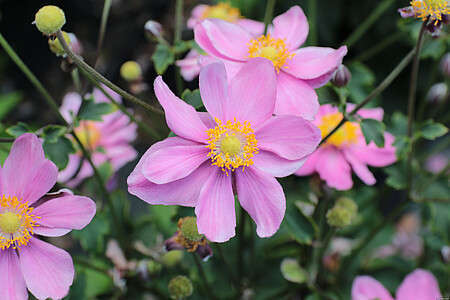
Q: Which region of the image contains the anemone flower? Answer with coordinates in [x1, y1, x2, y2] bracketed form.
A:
[194, 5, 347, 120]
[128, 59, 321, 242]
[0, 133, 96, 300]
[296, 104, 397, 190]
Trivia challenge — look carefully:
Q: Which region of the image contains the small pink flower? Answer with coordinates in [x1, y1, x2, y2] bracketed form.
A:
[175, 49, 218, 81]
[128, 59, 321, 242]
[0, 133, 96, 300]
[352, 269, 442, 300]
[296, 104, 397, 190]
[425, 153, 448, 173]
[194, 5, 347, 120]
[58, 86, 138, 187]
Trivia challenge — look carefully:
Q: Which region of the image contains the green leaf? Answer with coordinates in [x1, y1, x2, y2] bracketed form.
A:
[347, 62, 376, 104]
[284, 204, 316, 245]
[361, 118, 385, 147]
[43, 136, 76, 170]
[78, 97, 115, 121]
[152, 43, 175, 74]
[97, 161, 114, 182]
[385, 163, 407, 190]
[280, 258, 308, 284]
[419, 120, 448, 140]
[0, 92, 22, 121]
[0, 143, 12, 165]
[181, 89, 203, 109]
[173, 40, 193, 54]
[41, 125, 67, 143]
[6, 122, 32, 137]
[72, 213, 110, 253]
[74, 259, 113, 298]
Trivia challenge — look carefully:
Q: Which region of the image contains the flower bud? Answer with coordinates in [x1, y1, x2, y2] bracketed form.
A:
[168, 276, 193, 299]
[179, 217, 202, 242]
[120, 61, 142, 82]
[147, 260, 162, 275]
[162, 250, 183, 268]
[331, 65, 351, 87]
[48, 31, 70, 56]
[326, 197, 357, 227]
[440, 53, 450, 77]
[144, 20, 163, 38]
[34, 5, 66, 35]
[426, 82, 448, 104]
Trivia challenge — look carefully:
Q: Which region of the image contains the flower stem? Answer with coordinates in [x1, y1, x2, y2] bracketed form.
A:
[263, 0, 277, 34]
[174, 0, 184, 95]
[95, 0, 112, 68]
[192, 253, 217, 299]
[307, 0, 318, 45]
[213, 244, 239, 288]
[237, 206, 247, 288]
[55, 30, 164, 115]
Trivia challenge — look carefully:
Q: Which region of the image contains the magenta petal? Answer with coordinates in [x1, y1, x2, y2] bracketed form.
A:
[295, 151, 320, 176]
[315, 147, 353, 190]
[154, 76, 209, 143]
[199, 62, 228, 121]
[270, 6, 309, 50]
[195, 167, 235, 242]
[347, 105, 384, 121]
[229, 58, 277, 127]
[57, 154, 81, 183]
[0, 249, 27, 300]
[275, 72, 319, 120]
[343, 149, 376, 185]
[59, 92, 82, 123]
[236, 167, 285, 238]
[256, 115, 321, 160]
[285, 46, 348, 79]
[19, 238, 74, 300]
[351, 276, 394, 300]
[33, 227, 72, 237]
[253, 150, 307, 178]
[396, 269, 441, 300]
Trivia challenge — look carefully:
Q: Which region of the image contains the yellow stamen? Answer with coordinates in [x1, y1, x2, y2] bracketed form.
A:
[411, 0, 450, 24]
[74, 121, 101, 151]
[247, 34, 295, 73]
[201, 3, 241, 23]
[318, 112, 360, 147]
[0, 195, 40, 250]
[206, 118, 258, 174]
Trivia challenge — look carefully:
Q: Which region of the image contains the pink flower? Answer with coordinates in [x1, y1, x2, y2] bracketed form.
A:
[58, 87, 138, 187]
[352, 269, 442, 300]
[425, 153, 448, 174]
[0, 133, 96, 300]
[188, 3, 264, 36]
[194, 5, 347, 120]
[128, 59, 321, 242]
[296, 104, 397, 190]
[175, 49, 217, 82]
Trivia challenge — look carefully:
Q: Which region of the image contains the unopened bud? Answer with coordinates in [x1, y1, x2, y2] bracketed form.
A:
[145, 20, 163, 38]
[48, 31, 70, 56]
[440, 53, 450, 77]
[331, 65, 351, 87]
[426, 82, 448, 104]
[147, 260, 162, 275]
[326, 197, 357, 227]
[162, 250, 183, 268]
[168, 275, 193, 299]
[120, 61, 142, 82]
[179, 217, 202, 242]
[35, 5, 66, 35]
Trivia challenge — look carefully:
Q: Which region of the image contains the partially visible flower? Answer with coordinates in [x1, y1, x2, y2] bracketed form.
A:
[175, 49, 217, 81]
[195, 6, 347, 120]
[188, 2, 264, 35]
[352, 269, 442, 300]
[0, 133, 96, 300]
[58, 86, 137, 187]
[331, 64, 352, 87]
[425, 153, 448, 173]
[144, 20, 163, 38]
[296, 104, 397, 190]
[441, 53, 450, 76]
[426, 82, 448, 103]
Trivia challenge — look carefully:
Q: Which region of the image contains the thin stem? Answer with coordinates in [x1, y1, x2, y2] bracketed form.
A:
[71, 69, 82, 93]
[192, 253, 216, 300]
[95, 0, 113, 68]
[307, 0, 317, 45]
[237, 206, 246, 288]
[55, 30, 163, 115]
[174, 0, 184, 95]
[213, 244, 239, 287]
[344, 0, 395, 47]
[263, 0, 276, 34]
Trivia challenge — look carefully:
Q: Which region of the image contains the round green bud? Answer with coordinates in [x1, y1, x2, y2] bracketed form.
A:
[48, 31, 70, 56]
[326, 197, 358, 227]
[35, 6, 66, 35]
[162, 250, 183, 268]
[179, 217, 202, 242]
[147, 260, 162, 275]
[168, 275, 193, 299]
[120, 61, 142, 82]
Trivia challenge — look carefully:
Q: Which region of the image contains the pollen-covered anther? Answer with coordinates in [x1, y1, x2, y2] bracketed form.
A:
[247, 34, 295, 73]
[318, 112, 360, 147]
[411, 0, 450, 24]
[206, 118, 258, 174]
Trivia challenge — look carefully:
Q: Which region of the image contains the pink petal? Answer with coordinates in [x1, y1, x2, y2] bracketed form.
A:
[302, 70, 336, 88]
[194, 19, 252, 61]
[195, 167, 235, 242]
[256, 115, 321, 160]
[235, 167, 286, 238]
[19, 238, 74, 300]
[275, 72, 319, 120]
[347, 105, 384, 121]
[154, 76, 209, 143]
[253, 150, 307, 178]
[0, 249, 27, 300]
[198, 112, 217, 129]
[270, 6, 309, 50]
[229, 58, 277, 127]
[315, 146, 353, 190]
[59, 92, 82, 123]
[33, 227, 72, 237]
[100, 119, 137, 146]
[351, 276, 394, 300]
[106, 145, 138, 170]
[343, 149, 376, 185]
[187, 5, 208, 28]
[2, 133, 57, 204]
[285, 46, 348, 79]
[199, 62, 228, 121]
[57, 154, 81, 183]
[236, 19, 265, 35]
[348, 133, 397, 167]
[175, 50, 202, 81]
[295, 150, 320, 176]
[396, 269, 441, 300]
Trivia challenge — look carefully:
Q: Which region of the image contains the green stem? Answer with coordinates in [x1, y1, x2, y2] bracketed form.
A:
[237, 206, 247, 288]
[71, 69, 82, 93]
[55, 30, 163, 115]
[344, 0, 395, 47]
[214, 244, 239, 288]
[307, 0, 317, 45]
[95, 0, 113, 67]
[192, 253, 217, 300]
[174, 0, 184, 95]
[263, 0, 276, 34]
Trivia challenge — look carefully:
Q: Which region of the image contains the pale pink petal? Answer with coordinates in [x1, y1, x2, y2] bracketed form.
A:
[295, 150, 320, 176]
[343, 149, 376, 185]
[229, 58, 277, 127]
[285, 46, 348, 79]
[302, 70, 336, 88]
[92, 85, 122, 104]
[236, 19, 265, 35]
[194, 19, 252, 61]
[20, 238, 74, 300]
[60, 92, 82, 123]
[236, 167, 285, 237]
[351, 276, 394, 300]
[253, 150, 307, 178]
[270, 6, 309, 50]
[176, 50, 202, 81]
[100, 121, 137, 146]
[154, 76, 209, 142]
[347, 105, 384, 121]
[0, 249, 27, 300]
[33, 227, 72, 237]
[106, 145, 138, 170]
[256, 115, 321, 160]
[198, 112, 217, 129]
[348, 133, 397, 167]
[275, 72, 319, 120]
[315, 146, 353, 190]
[187, 5, 208, 28]
[396, 269, 441, 300]
[199, 62, 228, 121]
[57, 154, 81, 183]
[195, 167, 235, 242]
